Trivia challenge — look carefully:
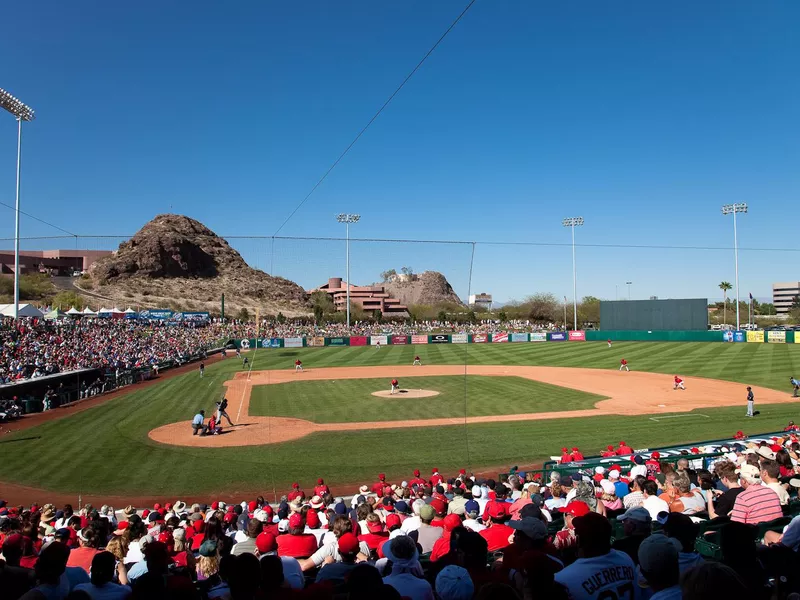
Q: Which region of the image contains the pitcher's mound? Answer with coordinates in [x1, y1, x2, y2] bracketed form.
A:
[372, 389, 440, 399]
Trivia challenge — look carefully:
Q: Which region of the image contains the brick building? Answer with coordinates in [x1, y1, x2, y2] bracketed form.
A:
[309, 277, 409, 318]
[0, 249, 111, 276]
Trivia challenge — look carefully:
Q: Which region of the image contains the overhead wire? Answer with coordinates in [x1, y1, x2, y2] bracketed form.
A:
[272, 0, 478, 236]
[0, 200, 77, 237]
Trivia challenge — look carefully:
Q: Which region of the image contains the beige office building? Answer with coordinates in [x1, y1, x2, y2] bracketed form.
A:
[773, 282, 800, 314]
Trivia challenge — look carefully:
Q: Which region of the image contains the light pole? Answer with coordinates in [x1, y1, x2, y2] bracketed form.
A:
[0, 88, 35, 320]
[562, 217, 584, 330]
[336, 213, 360, 329]
[722, 203, 747, 331]
[626, 281, 632, 301]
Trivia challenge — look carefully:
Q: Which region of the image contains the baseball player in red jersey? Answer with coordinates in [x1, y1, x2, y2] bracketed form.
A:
[371, 473, 387, 496]
[600, 445, 615, 458]
[674, 375, 685, 390]
[560, 448, 573, 463]
[413, 355, 421, 366]
[390, 378, 399, 394]
[607, 339, 612, 348]
[430, 468, 443, 487]
[570, 447, 584, 461]
[409, 469, 426, 488]
[619, 358, 629, 372]
[295, 359, 303, 372]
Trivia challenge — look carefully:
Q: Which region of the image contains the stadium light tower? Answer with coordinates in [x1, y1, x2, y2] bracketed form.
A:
[562, 217, 584, 330]
[626, 281, 633, 301]
[336, 213, 360, 329]
[0, 87, 35, 321]
[722, 203, 747, 331]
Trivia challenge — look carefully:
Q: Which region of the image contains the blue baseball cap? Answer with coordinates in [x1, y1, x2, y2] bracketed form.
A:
[464, 500, 479, 515]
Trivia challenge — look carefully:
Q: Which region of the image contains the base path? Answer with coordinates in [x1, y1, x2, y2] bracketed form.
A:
[148, 365, 790, 448]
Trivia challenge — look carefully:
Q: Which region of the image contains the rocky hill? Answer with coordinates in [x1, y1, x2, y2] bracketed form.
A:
[84, 214, 309, 316]
[376, 271, 464, 307]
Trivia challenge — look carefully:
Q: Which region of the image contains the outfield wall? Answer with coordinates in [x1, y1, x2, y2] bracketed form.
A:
[229, 329, 797, 348]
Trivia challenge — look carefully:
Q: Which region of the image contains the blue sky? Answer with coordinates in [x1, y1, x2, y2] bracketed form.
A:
[1, 1, 798, 304]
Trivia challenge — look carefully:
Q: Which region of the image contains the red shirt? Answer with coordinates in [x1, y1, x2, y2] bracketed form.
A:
[430, 533, 452, 562]
[391, 380, 398, 386]
[276, 533, 319, 558]
[314, 484, 330, 497]
[621, 359, 627, 365]
[409, 477, 426, 488]
[295, 360, 301, 366]
[617, 445, 633, 455]
[371, 482, 386, 495]
[601, 450, 615, 458]
[560, 453, 573, 463]
[358, 532, 389, 550]
[67, 547, 102, 573]
[675, 377, 683, 384]
[431, 474, 443, 486]
[480, 524, 514, 552]
[571, 451, 584, 461]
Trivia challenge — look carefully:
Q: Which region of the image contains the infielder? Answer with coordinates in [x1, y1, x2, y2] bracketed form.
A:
[619, 358, 629, 372]
[295, 359, 303, 372]
[413, 355, 421, 366]
[390, 378, 399, 395]
[746, 386, 754, 417]
[791, 376, 800, 398]
[216, 397, 235, 427]
[199, 362, 205, 378]
[673, 375, 685, 390]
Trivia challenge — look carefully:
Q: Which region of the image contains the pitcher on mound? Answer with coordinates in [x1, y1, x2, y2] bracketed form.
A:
[390, 378, 400, 395]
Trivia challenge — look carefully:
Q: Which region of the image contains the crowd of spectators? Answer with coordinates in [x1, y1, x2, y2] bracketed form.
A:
[231, 318, 558, 340]
[4, 431, 800, 599]
[0, 317, 225, 385]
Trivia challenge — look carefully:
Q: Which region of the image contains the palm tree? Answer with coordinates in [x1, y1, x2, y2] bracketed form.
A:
[719, 281, 732, 325]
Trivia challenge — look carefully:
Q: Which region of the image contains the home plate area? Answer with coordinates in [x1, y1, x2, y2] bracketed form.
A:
[372, 389, 441, 399]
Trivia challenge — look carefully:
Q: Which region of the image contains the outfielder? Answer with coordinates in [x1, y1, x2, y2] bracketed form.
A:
[619, 358, 629, 372]
[413, 355, 421, 366]
[295, 359, 303, 372]
[607, 339, 612, 348]
[673, 375, 685, 390]
[216, 397, 235, 427]
[746, 386, 754, 417]
[390, 378, 399, 395]
[791, 376, 800, 398]
[199, 362, 205, 378]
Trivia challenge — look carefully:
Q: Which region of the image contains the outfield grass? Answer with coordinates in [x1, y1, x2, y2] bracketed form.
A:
[1, 341, 798, 498]
[249, 376, 606, 423]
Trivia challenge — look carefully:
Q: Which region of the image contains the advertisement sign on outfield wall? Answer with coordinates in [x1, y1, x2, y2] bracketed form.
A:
[350, 336, 368, 346]
[451, 333, 468, 344]
[733, 331, 746, 343]
[492, 333, 509, 343]
[391, 335, 408, 345]
[239, 339, 251, 349]
[370, 335, 388, 346]
[549, 332, 567, 342]
[511, 333, 529, 343]
[430, 334, 449, 344]
[259, 338, 280, 348]
[326, 337, 348, 346]
[530, 332, 547, 342]
[472, 334, 488, 343]
[283, 337, 303, 348]
[746, 331, 765, 343]
[768, 331, 786, 344]
[411, 335, 428, 345]
[568, 331, 586, 341]
[307, 336, 326, 347]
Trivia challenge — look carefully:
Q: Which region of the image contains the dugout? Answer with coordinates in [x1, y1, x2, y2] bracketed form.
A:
[600, 298, 708, 331]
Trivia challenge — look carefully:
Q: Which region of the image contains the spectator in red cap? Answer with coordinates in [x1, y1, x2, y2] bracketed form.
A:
[479, 503, 514, 552]
[277, 514, 319, 558]
[553, 501, 590, 554]
[315, 532, 360, 584]
[358, 514, 388, 554]
[481, 486, 509, 523]
[287, 483, 304, 503]
[617, 441, 634, 455]
[560, 448, 573, 464]
[645, 452, 662, 477]
[570, 447, 585, 461]
[556, 512, 636, 598]
[601, 445, 616, 458]
[430, 514, 463, 562]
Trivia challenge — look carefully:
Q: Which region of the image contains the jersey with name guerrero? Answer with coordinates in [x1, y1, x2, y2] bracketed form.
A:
[554, 549, 638, 600]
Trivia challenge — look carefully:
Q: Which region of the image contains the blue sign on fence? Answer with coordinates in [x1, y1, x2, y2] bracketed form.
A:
[548, 332, 567, 342]
[733, 331, 746, 343]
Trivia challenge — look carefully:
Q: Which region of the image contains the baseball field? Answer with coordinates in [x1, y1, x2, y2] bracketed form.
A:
[2, 341, 800, 503]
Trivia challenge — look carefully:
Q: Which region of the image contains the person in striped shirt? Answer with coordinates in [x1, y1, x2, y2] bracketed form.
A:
[730, 464, 783, 524]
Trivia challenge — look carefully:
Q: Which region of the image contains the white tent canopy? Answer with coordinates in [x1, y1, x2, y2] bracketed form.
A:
[82, 307, 97, 315]
[66, 306, 82, 315]
[111, 307, 123, 313]
[124, 307, 136, 314]
[98, 307, 112, 314]
[0, 304, 44, 318]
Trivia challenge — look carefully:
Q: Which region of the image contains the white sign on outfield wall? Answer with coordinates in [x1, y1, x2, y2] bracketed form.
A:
[530, 332, 547, 342]
[451, 333, 468, 344]
[283, 337, 303, 348]
[511, 333, 529, 342]
[370, 335, 388, 345]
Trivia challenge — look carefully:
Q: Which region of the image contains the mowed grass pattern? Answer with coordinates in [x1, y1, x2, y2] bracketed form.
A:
[0, 342, 798, 497]
[249, 376, 607, 423]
